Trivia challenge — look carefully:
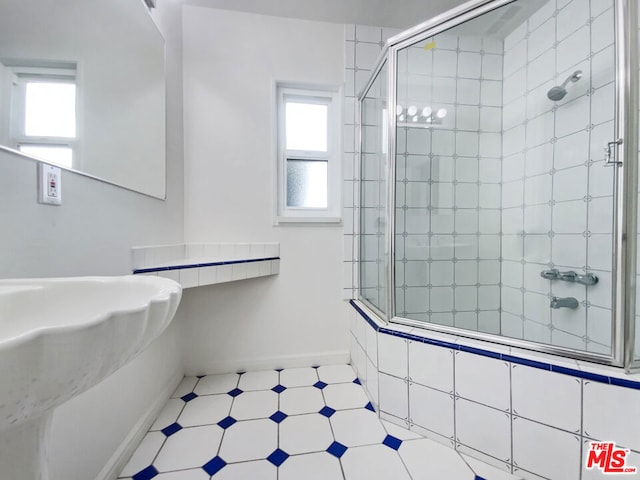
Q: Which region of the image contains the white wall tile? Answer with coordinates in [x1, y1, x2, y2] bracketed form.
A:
[557, 26, 590, 70]
[377, 334, 408, 378]
[433, 50, 458, 77]
[457, 79, 481, 105]
[584, 381, 640, 451]
[455, 352, 510, 411]
[378, 373, 408, 420]
[366, 357, 379, 406]
[158, 269, 180, 282]
[554, 130, 589, 170]
[455, 398, 511, 462]
[591, 8, 615, 53]
[355, 41, 382, 70]
[408, 342, 453, 392]
[528, 18, 555, 60]
[504, 41, 526, 78]
[408, 383, 454, 439]
[482, 55, 503, 81]
[555, 95, 590, 138]
[511, 365, 581, 432]
[513, 417, 581, 480]
[527, 49, 555, 91]
[458, 52, 481, 78]
[355, 25, 381, 44]
[217, 264, 233, 283]
[179, 268, 200, 288]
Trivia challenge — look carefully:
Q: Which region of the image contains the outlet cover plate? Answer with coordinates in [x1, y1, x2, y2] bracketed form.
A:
[38, 163, 62, 206]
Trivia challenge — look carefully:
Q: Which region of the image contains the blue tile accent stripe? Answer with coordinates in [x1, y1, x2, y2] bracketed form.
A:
[350, 299, 380, 331]
[133, 256, 280, 274]
[349, 300, 640, 391]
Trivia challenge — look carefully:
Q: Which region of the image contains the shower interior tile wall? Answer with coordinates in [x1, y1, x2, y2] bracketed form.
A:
[344, 0, 618, 355]
[394, 32, 503, 333]
[500, 0, 615, 354]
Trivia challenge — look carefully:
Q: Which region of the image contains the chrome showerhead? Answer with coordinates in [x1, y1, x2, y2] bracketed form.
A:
[547, 85, 568, 101]
[547, 70, 583, 101]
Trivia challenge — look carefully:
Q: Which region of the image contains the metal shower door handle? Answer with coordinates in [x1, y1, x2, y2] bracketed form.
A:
[604, 138, 623, 166]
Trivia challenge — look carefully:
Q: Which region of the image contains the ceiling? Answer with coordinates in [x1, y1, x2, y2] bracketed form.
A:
[182, 0, 470, 29]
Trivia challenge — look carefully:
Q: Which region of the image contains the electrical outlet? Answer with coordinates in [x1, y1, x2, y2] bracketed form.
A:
[38, 163, 62, 206]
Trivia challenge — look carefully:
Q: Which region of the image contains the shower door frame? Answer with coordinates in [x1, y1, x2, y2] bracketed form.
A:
[357, 0, 640, 369]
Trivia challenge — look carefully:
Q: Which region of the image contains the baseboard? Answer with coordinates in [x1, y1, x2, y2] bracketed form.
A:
[94, 368, 183, 480]
[184, 350, 350, 376]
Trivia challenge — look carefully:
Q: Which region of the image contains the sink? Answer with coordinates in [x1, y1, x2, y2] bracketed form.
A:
[0, 275, 182, 479]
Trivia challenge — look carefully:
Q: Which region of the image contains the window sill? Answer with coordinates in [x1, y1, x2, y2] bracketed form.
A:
[276, 216, 342, 225]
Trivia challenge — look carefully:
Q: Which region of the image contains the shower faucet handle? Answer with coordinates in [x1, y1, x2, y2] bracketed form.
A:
[540, 269, 560, 280]
[540, 269, 598, 285]
[558, 271, 577, 281]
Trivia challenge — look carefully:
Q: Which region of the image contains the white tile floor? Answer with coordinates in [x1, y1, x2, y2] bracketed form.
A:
[118, 364, 521, 480]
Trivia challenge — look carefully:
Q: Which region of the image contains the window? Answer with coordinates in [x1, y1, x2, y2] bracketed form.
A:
[8, 65, 77, 168]
[276, 85, 341, 222]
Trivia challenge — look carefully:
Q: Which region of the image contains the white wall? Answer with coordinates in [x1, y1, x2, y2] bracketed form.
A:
[0, 0, 185, 478]
[181, 7, 349, 374]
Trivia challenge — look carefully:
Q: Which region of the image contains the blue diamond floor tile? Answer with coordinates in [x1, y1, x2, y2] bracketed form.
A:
[474, 476, 487, 480]
[319, 406, 336, 418]
[267, 448, 290, 467]
[275, 368, 284, 372]
[217, 416, 237, 429]
[202, 456, 227, 475]
[272, 384, 287, 393]
[161, 422, 182, 437]
[269, 410, 288, 424]
[132, 465, 158, 480]
[382, 434, 402, 450]
[326, 441, 348, 458]
[365, 402, 376, 412]
[227, 388, 243, 397]
[313, 381, 328, 390]
[181, 392, 198, 402]
[353, 378, 362, 385]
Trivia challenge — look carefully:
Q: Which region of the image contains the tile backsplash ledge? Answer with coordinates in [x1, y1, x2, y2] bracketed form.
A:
[132, 243, 280, 288]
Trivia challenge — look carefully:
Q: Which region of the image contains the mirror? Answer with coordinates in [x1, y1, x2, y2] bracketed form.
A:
[0, 0, 166, 199]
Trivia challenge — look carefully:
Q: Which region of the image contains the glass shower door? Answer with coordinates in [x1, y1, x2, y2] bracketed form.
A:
[391, 0, 617, 356]
[360, 62, 389, 316]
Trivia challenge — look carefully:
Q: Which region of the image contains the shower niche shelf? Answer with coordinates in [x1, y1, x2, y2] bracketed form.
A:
[132, 242, 280, 288]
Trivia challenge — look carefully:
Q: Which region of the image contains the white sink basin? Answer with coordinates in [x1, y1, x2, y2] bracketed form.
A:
[0, 275, 182, 479]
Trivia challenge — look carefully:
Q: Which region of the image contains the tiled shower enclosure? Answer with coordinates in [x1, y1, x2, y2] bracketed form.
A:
[357, 0, 621, 357]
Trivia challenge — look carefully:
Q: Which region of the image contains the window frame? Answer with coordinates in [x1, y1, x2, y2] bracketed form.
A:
[8, 65, 77, 169]
[275, 84, 342, 224]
